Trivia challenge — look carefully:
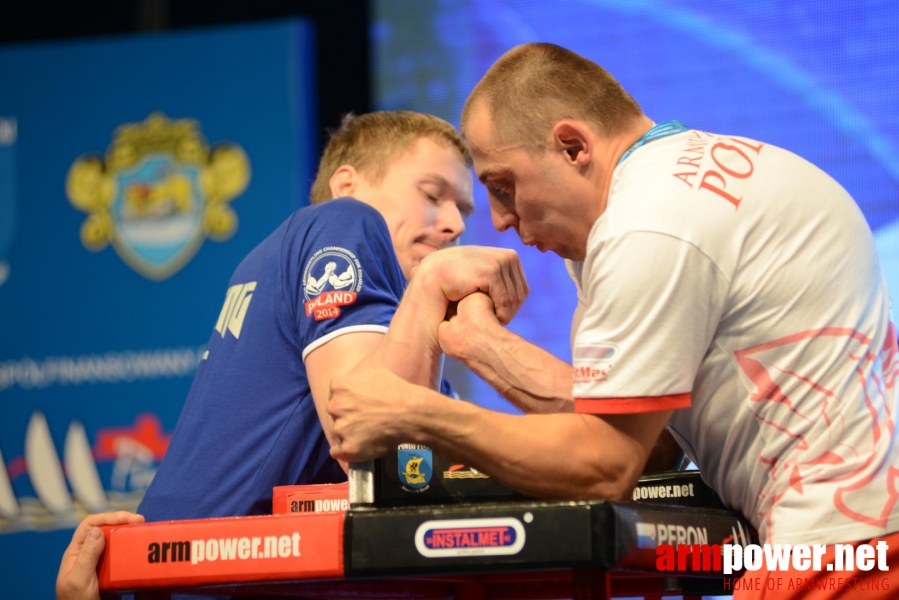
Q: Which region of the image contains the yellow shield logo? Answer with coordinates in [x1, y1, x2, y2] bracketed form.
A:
[67, 112, 250, 280]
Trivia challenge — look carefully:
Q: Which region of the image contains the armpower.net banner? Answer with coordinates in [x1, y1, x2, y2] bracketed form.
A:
[98, 513, 344, 591]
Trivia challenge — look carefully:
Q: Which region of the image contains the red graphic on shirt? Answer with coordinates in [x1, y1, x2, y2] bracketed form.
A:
[304, 291, 357, 321]
[573, 365, 611, 384]
[734, 324, 899, 538]
[672, 131, 764, 210]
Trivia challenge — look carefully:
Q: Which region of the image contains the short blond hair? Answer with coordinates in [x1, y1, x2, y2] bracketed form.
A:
[310, 111, 471, 204]
[461, 43, 644, 151]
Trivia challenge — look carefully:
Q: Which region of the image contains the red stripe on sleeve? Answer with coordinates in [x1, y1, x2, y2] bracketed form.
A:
[575, 392, 691, 415]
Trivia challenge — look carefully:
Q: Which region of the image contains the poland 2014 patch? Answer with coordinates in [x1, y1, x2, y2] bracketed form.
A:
[302, 246, 363, 321]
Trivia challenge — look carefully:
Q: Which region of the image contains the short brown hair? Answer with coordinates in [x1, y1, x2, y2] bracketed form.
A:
[461, 43, 644, 151]
[309, 111, 471, 204]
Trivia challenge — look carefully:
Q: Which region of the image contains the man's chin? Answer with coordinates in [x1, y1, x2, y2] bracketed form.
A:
[534, 242, 559, 257]
[551, 246, 582, 261]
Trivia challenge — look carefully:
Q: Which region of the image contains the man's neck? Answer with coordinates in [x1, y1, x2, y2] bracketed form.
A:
[595, 116, 655, 215]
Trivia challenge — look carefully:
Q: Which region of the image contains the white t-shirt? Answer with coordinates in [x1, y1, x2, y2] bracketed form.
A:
[569, 129, 899, 545]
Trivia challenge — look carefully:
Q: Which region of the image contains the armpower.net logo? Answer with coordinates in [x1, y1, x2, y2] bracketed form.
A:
[147, 533, 301, 565]
[100, 515, 344, 589]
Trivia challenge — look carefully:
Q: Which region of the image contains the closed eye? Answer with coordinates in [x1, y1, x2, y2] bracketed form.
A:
[491, 182, 511, 200]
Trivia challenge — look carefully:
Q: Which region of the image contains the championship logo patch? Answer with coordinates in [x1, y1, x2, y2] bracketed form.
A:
[302, 246, 363, 321]
[66, 112, 251, 281]
[397, 444, 433, 492]
[414, 518, 525, 558]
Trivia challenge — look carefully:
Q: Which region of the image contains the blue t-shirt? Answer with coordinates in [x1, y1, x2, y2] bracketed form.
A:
[139, 198, 423, 519]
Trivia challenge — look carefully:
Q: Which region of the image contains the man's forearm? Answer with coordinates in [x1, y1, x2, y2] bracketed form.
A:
[401, 386, 646, 500]
[362, 274, 449, 390]
[461, 324, 574, 414]
[643, 429, 687, 472]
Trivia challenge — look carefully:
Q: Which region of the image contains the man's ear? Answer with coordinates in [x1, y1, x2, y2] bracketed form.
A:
[329, 165, 360, 199]
[552, 120, 593, 166]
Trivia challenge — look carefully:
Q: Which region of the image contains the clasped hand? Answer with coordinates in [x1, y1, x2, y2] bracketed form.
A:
[328, 246, 527, 463]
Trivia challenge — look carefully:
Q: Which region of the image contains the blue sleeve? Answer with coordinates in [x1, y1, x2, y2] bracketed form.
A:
[440, 377, 459, 399]
[290, 198, 406, 359]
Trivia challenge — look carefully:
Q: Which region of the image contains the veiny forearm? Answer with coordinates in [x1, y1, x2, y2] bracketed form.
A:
[401, 388, 643, 500]
[462, 324, 574, 414]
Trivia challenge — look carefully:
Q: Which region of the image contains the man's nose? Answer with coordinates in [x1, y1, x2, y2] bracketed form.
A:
[490, 206, 518, 233]
[437, 201, 466, 240]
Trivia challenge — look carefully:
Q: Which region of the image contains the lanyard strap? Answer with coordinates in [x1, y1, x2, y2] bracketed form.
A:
[616, 120, 689, 166]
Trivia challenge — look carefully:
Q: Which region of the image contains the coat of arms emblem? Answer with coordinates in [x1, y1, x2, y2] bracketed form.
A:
[66, 112, 250, 280]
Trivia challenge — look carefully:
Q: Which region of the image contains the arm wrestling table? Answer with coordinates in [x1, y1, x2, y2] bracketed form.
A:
[98, 461, 752, 599]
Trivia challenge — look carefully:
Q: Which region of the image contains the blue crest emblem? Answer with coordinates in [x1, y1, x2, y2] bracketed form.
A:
[66, 112, 250, 281]
[110, 154, 204, 278]
[398, 447, 432, 492]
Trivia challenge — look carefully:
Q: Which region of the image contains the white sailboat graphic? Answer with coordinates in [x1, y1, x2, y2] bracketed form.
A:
[64, 420, 109, 513]
[1, 411, 157, 534]
[0, 446, 20, 519]
[24, 411, 75, 514]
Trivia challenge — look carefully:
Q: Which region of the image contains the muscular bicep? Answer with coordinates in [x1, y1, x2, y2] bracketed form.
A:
[306, 331, 385, 453]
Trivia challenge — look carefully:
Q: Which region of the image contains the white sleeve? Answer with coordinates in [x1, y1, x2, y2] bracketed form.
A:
[573, 230, 728, 414]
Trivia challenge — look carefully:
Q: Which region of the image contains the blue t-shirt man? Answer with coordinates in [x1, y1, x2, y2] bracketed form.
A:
[139, 198, 451, 519]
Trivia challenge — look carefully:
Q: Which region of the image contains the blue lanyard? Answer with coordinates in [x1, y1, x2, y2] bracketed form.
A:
[616, 120, 689, 166]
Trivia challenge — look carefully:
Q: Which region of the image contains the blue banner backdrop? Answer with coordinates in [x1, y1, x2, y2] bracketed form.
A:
[0, 19, 315, 597]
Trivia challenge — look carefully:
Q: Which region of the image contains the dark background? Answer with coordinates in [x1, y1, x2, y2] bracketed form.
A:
[1, 0, 372, 151]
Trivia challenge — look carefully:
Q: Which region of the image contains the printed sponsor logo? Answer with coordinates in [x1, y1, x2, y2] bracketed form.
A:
[632, 482, 695, 501]
[67, 112, 250, 281]
[397, 445, 432, 492]
[574, 344, 617, 362]
[573, 343, 615, 383]
[635, 521, 709, 549]
[214, 282, 257, 340]
[147, 533, 301, 565]
[415, 518, 525, 558]
[443, 464, 490, 480]
[573, 365, 610, 384]
[301, 247, 362, 321]
[290, 498, 349, 513]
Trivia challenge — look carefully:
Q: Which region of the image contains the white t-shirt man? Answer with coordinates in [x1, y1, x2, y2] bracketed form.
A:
[569, 128, 899, 545]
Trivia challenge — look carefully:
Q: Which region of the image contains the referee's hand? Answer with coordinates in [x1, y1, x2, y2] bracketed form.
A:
[56, 511, 145, 600]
